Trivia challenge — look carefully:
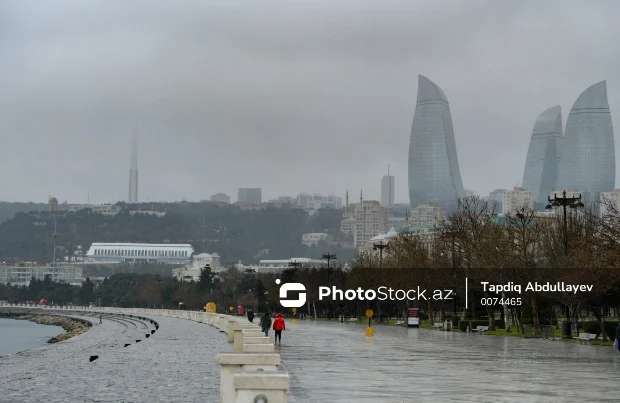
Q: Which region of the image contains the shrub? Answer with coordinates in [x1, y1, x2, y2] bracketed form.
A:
[459, 320, 469, 332]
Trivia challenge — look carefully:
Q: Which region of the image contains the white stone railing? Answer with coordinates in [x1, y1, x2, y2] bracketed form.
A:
[0, 302, 291, 402]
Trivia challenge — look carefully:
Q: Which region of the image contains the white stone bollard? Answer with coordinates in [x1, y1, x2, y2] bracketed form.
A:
[243, 337, 271, 345]
[243, 343, 275, 353]
[220, 316, 229, 333]
[216, 353, 281, 403]
[229, 321, 257, 342]
[232, 325, 260, 350]
[233, 371, 290, 403]
[242, 330, 266, 338]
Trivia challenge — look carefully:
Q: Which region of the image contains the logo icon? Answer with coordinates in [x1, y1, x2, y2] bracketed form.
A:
[276, 279, 306, 308]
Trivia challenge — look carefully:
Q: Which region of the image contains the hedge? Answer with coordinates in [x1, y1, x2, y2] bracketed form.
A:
[577, 321, 620, 339]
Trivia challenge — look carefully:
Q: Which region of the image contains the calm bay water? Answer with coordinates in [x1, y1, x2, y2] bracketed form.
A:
[0, 318, 64, 355]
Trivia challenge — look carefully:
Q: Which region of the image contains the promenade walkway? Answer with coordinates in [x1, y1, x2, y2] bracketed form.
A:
[280, 320, 619, 403]
[3, 305, 619, 402]
[0, 312, 229, 403]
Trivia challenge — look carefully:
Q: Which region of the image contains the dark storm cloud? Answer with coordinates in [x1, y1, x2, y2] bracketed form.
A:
[1, 0, 619, 203]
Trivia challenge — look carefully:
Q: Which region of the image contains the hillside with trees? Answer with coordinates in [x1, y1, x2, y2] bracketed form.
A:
[0, 202, 356, 264]
[0, 201, 50, 224]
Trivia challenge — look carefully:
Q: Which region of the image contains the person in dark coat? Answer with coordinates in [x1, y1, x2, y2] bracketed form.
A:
[247, 309, 254, 323]
[260, 313, 272, 336]
[615, 323, 620, 354]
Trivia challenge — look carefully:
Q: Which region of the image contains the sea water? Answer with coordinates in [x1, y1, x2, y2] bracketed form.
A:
[0, 318, 64, 355]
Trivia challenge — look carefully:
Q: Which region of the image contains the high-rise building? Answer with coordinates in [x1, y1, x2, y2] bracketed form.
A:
[381, 168, 395, 207]
[557, 81, 615, 203]
[411, 202, 443, 228]
[353, 199, 388, 249]
[128, 134, 138, 203]
[408, 75, 465, 214]
[237, 188, 262, 205]
[522, 106, 563, 208]
[502, 187, 534, 214]
[210, 193, 230, 203]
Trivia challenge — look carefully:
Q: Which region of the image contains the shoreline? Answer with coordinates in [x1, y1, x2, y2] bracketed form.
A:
[0, 313, 92, 344]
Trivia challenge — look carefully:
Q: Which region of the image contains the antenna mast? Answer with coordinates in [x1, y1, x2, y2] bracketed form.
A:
[52, 216, 57, 267]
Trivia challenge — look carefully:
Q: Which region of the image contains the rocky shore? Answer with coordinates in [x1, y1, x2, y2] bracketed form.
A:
[22, 314, 92, 343]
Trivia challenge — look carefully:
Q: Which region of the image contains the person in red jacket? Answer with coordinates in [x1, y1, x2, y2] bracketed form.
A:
[272, 313, 286, 343]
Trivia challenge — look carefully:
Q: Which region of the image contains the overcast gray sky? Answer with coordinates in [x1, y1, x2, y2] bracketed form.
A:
[1, 0, 619, 204]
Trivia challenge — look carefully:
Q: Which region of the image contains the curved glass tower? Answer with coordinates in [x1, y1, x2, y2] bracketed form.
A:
[522, 105, 563, 207]
[557, 81, 615, 202]
[408, 75, 465, 214]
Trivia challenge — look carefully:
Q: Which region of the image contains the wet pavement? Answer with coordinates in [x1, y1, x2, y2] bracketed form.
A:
[3, 311, 618, 403]
[278, 320, 619, 403]
[0, 312, 229, 403]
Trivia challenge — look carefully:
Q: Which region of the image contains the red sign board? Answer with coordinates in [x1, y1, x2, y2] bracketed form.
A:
[237, 306, 244, 316]
[407, 308, 420, 317]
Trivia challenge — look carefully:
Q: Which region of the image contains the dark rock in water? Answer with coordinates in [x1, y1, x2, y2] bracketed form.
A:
[135, 340, 141, 343]
[145, 334, 150, 338]
[151, 330, 155, 334]
[89, 355, 98, 362]
[124, 344, 131, 347]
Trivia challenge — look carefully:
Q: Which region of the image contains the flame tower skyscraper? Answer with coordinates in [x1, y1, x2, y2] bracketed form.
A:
[408, 75, 465, 214]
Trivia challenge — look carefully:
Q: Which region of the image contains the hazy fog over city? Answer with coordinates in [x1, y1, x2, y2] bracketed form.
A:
[1, 0, 619, 204]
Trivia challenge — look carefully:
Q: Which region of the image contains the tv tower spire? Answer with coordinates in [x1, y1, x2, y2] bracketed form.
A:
[128, 130, 139, 202]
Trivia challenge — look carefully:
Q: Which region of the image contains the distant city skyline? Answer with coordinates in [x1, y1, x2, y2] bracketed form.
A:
[2, 1, 620, 204]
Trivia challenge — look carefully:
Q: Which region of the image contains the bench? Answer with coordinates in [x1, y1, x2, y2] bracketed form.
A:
[395, 320, 404, 326]
[433, 323, 444, 330]
[347, 317, 358, 323]
[472, 326, 489, 333]
[574, 332, 596, 345]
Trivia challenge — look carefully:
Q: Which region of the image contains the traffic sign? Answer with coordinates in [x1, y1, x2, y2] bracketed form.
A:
[204, 302, 216, 313]
[292, 308, 297, 313]
[365, 309, 374, 318]
[229, 306, 234, 311]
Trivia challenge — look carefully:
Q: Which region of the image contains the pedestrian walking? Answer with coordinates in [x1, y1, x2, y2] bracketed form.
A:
[273, 313, 286, 343]
[615, 323, 620, 354]
[247, 309, 254, 323]
[260, 312, 272, 336]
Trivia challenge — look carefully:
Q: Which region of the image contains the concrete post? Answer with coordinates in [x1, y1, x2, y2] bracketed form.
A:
[232, 371, 290, 403]
[233, 328, 244, 352]
[227, 319, 237, 341]
[220, 316, 229, 333]
[243, 343, 275, 353]
[216, 353, 281, 403]
[243, 330, 267, 338]
[243, 337, 271, 345]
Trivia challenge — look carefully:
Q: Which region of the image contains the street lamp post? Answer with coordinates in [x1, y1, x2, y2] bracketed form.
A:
[545, 190, 584, 256]
[373, 241, 389, 323]
[545, 190, 584, 338]
[442, 230, 458, 327]
[321, 253, 337, 268]
[372, 241, 389, 267]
